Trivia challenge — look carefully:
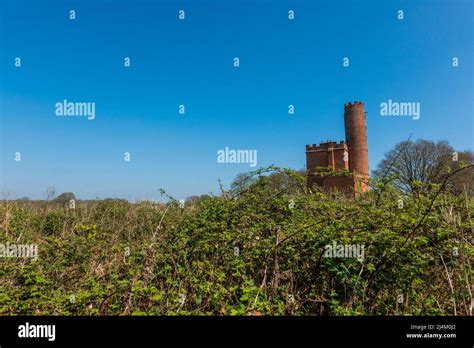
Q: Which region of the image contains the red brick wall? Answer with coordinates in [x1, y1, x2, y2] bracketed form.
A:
[306, 102, 370, 195]
[344, 102, 369, 178]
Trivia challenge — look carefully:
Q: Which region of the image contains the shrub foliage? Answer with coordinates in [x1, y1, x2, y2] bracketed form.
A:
[0, 167, 472, 315]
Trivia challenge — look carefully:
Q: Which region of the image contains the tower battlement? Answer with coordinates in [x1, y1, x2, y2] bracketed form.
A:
[306, 140, 346, 152]
[344, 101, 365, 109]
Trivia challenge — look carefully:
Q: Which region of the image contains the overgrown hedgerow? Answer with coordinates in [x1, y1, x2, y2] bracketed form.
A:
[0, 167, 472, 315]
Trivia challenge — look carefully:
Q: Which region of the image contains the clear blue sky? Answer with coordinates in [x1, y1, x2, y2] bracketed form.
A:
[1, 0, 472, 201]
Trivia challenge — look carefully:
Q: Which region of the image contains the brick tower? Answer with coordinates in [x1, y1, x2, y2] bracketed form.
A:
[344, 102, 369, 178]
[306, 101, 370, 194]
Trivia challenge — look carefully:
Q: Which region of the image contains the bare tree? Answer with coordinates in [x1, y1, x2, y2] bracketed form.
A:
[45, 185, 56, 201]
[373, 139, 473, 194]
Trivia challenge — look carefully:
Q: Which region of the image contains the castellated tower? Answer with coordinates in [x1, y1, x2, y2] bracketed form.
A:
[306, 101, 370, 195]
[344, 102, 369, 178]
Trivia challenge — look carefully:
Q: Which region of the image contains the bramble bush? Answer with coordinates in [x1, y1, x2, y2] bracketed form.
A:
[0, 166, 472, 315]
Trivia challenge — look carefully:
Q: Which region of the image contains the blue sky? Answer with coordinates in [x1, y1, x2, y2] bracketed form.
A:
[1, 0, 472, 201]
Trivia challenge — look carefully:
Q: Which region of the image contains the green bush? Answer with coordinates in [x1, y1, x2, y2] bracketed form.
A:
[0, 167, 472, 315]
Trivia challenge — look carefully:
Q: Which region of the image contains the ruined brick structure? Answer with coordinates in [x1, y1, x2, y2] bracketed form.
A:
[306, 102, 370, 194]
